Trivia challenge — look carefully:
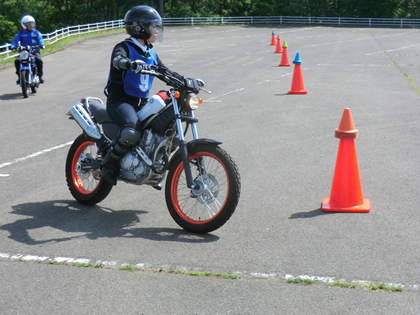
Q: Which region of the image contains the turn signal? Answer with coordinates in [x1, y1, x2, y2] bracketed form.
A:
[174, 91, 180, 98]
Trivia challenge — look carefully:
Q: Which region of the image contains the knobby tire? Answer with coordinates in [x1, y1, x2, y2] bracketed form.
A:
[165, 144, 240, 234]
[65, 134, 112, 205]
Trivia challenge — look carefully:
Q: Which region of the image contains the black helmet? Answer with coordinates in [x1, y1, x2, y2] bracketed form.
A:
[124, 5, 162, 40]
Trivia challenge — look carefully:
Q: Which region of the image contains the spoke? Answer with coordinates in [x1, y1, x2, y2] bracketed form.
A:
[174, 151, 230, 222]
[75, 144, 101, 192]
[204, 187, 223, 212]
[203, 201, 216, 218]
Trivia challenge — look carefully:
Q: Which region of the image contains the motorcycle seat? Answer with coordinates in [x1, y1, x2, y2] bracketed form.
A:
[89, 102, 112, 124]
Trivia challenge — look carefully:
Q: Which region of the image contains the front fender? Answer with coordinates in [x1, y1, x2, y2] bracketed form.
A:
[186, 138, 222, 152]
[168, 138, 222, 169]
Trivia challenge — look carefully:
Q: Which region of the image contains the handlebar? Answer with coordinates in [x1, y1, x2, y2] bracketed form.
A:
[140, 65, 211, 94]
[13, 44, 44, 52]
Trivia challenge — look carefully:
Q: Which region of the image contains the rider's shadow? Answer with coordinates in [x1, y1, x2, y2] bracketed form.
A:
[0, 200, 218, 245]
[0, 93, 26, 100]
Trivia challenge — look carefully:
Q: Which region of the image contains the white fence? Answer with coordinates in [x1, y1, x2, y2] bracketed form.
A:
[1, 15, 419, 59]
[163, 16, 420, 27]
[0, 19, 124, 59]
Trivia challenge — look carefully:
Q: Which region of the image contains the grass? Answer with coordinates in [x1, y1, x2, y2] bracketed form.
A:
[120, 264, 140, 271]
[287, 277, 404, 292]
[119, 265, 238, 279]
[370, 32, 420, 96]
[48, 260, 68, 265]
[327, 280, 357, 288]
[72, 262, 105, 268]
[0, 28, 124, 68]
[287, 277, 316, 285]
[387, 54, 420, 96]
[10, 258, 409, 290]
[363, 282, 404, 292]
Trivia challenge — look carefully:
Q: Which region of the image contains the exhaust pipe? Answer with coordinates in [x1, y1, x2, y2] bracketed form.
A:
[68, 103, 102, 139]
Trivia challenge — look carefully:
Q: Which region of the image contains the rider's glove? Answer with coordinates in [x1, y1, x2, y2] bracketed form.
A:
[26, 45, 31, 51]
[196, 79, 205, 87]
[11, 46, 16, 51]
[130, 60, 146, 74]
[40, 45, 45, 49]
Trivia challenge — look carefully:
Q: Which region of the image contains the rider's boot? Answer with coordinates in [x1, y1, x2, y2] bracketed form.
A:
[100, 150, 120, 186]
[16, 75, 20, 85]
[40, 76, 44, 84]
[100, 125, 142, 186]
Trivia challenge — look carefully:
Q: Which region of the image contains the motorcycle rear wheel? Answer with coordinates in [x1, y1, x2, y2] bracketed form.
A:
[21, 70, 29, 98]
[65, 134, 113, 205]
[165, 144, 240, 234]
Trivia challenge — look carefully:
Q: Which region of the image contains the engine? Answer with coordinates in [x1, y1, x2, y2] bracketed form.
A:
[119, 129, 171, 185]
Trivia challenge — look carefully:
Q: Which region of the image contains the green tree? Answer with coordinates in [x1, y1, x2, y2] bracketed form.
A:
[0, 14, 17, 44]
[250, 0, 274, 16]
[2, 0, 420, 46]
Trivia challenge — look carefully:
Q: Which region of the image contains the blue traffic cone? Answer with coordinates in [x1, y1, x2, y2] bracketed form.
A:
[288, 53, 307, 94]
[270, 31, 276, 45]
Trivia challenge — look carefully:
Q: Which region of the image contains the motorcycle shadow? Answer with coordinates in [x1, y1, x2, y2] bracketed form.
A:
[1, 200, 219, 245]
[0, 93, 26, 100]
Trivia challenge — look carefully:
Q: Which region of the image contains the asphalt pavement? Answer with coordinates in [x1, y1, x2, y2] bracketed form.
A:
[0, 25, 419, 314]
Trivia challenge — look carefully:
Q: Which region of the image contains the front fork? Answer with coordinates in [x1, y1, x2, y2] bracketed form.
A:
[171, 91, 200, 189]
[20, 59, 38, 85]
[20, 66, 29, 85]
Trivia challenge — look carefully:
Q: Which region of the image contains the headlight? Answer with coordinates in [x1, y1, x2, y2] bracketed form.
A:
[19, 50, 29, 60]
[188, 93, 202, 110]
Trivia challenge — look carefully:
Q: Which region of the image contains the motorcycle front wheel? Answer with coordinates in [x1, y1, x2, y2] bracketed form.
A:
[21, 70, 29, 98]
[165, 144, 240, 234]
[65, 134, 113, 205]
[31, 68, 38, 93]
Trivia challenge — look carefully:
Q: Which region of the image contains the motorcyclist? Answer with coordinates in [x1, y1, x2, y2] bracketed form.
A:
[10, 15, 45, 84]
[101, 5, 188, 186]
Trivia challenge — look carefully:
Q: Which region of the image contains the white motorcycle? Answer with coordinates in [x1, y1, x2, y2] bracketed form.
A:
[65, 66, 240, 233]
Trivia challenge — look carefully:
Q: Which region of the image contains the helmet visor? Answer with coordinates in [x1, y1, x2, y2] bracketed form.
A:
[149, 23, 163, 43]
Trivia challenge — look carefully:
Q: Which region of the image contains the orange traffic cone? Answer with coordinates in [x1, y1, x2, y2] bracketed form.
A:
[278, 40, 290, 66]
[322, 108, 371, 213]
[274, 35, 283, 53]
[270, 31, 276, 45]
[288, 53, 307, 94]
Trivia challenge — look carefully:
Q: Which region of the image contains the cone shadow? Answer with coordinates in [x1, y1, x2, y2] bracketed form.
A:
[289, 208, 331, 219]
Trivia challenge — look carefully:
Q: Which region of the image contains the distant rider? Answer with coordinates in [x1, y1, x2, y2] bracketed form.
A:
[101, 5, 187, 186]
[10, 15, 45, 84]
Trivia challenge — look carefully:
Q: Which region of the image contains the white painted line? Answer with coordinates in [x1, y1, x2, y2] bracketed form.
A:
[206, 72, 293, 102]
[278, 27, 320, 34]
[366, 43, 420, 55]
[0, 141, 73, 170]
[53, 257, 75, 263]
[22, 255, 49, 261]
[1, 251, 419, 291]
[206, 88, 245, 102]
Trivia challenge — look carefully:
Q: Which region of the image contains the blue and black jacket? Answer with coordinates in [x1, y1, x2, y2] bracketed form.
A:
[105, 38, 183, 109]
[11, 29, 45, 52]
